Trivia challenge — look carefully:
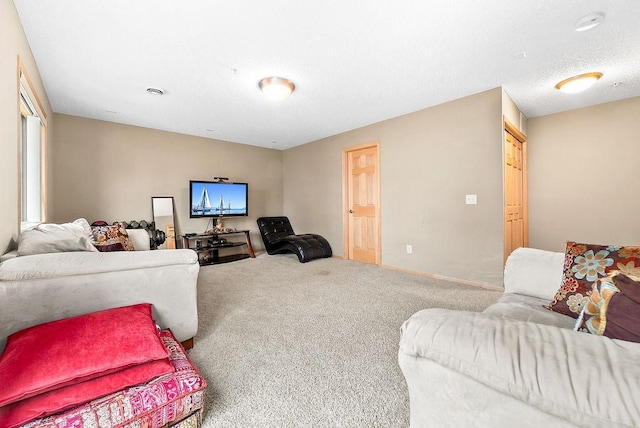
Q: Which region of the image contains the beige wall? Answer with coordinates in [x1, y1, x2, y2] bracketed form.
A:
[0, 0, 53, 254]
[527, 96, 640, 252]
[284, 88, 506, 286]
[502, 89, 527, 135]
[51, 114, 283, 248]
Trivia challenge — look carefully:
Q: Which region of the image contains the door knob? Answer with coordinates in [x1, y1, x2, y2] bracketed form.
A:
[349, 210, 353, 213]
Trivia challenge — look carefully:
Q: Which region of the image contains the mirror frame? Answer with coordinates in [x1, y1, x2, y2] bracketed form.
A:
[151, 196, 177, 250]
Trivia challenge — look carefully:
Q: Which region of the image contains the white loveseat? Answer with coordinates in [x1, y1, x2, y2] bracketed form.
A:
[399, 247, 640, 427]
[0, 227, 200, 352]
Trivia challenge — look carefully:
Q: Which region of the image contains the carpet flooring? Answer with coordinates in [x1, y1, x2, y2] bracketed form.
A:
[188, 254, 502, 427]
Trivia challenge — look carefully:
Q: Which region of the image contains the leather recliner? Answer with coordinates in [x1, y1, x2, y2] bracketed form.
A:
[256, 216, 332, 263]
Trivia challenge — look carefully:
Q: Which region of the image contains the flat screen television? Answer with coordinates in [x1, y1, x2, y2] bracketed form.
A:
[189, 180, 248, 218]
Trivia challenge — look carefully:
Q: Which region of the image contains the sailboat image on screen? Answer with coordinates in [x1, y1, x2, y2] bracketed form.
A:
[194, 185, 213, 214]
[189, 180, 249, 218]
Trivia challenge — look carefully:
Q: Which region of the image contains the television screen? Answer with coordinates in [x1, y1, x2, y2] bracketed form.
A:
[190, 180, 248, 218]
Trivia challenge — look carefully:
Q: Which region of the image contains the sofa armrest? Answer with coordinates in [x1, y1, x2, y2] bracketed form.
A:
[399, 308, 640, 428]
[504, 247, 564, 300]
[0, 249, 197, 281]
[126, 228, 151, 251]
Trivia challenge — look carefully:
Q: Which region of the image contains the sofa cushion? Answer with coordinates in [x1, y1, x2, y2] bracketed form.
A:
[400, 308, 640, 428]
[483, 293, 575, 329]
[0, 250, 18, 263]
[0, 303, 168, 407]
[548, 242, 640, 318]
[91, 223, 135, 251]
[576, 272, 640, 342]
[17, 218, 98, 256]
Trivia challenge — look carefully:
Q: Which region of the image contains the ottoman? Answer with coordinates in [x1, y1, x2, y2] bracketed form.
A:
[20, 330, 206, 428]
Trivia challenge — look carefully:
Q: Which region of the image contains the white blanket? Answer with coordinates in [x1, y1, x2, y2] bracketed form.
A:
[400, 308, 640, 428]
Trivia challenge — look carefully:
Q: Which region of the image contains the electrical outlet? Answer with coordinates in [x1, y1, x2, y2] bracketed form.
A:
[406, 245, 412, 254]
[465, 194, 477, 205]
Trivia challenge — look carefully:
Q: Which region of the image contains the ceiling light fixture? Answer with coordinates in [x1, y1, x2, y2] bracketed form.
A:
[146, 87, 165, 96]
[574, 12, 605, 32]
[554, 72, 603, 94]
[258, 77, 295, 101]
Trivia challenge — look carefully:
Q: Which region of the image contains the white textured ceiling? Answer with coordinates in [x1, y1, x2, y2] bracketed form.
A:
[13, 0, 640, 150]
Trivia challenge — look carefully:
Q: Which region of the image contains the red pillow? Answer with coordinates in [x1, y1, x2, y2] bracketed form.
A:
[0, 303, 168, 407]
[0, 357, 174, 428]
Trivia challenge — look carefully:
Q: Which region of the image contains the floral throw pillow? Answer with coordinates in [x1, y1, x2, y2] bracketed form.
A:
[575, 272, 640, 342]
[547, 242, 640, 318]
[90, 223, 135, 252]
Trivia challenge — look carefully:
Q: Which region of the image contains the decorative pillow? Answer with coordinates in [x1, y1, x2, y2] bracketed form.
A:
[547, 242, 640, 318]
[17, 218, 98, 256]
[574, 272, 618, 332]
[0, 358, 173, 428]
[0, 303, 168, 407]
[90, 222, 135, 252]
[575, 272, 640, 342]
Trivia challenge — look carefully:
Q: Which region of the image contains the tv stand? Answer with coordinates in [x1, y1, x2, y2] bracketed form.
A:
[182, 230, 256, 266]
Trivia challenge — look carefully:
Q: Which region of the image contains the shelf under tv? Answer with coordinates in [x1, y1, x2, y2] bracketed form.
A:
[182, 230, 256, 266]
[198, 251, 250, 265]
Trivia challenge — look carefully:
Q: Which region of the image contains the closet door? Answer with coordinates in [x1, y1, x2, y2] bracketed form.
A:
[504, 120, 528, 261]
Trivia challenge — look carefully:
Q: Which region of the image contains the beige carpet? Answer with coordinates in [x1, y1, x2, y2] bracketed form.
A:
[188, 254, 502, 427]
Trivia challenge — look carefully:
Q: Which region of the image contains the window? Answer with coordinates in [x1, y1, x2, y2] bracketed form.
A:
[18, 60, 47, 231]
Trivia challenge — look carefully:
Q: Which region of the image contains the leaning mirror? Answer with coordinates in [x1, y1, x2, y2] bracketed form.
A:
[151, 196, 176, 250]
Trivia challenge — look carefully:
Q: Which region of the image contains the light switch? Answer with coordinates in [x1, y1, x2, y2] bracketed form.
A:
[465, 194, 477, 205]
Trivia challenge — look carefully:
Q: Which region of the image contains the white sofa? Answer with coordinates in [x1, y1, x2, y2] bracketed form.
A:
[0, 228, 200, 352]
[399, 247, 640, 427]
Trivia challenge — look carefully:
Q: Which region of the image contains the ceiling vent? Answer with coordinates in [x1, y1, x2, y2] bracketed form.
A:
[146, 87, 165, 96]
[574, 13, 605, 31]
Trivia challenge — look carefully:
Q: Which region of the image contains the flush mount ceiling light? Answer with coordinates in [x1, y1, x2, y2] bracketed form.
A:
[146, 87, 165, 96]
[574, 12, 605, 32]
[554, 72, 603, 94]
[258, 77, 295, 101]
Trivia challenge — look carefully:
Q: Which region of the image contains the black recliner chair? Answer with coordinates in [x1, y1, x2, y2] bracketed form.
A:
[256, 217, 332, 263]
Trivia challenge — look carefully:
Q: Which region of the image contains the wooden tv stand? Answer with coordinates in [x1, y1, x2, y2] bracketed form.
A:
[182, 230, 256, 266]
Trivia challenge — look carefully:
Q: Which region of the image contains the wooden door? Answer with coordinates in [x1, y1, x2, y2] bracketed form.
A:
[343, 142, 380, 264]
[504, 120, 528, 261]
[166, 224, 176, 249]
